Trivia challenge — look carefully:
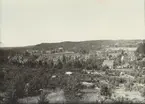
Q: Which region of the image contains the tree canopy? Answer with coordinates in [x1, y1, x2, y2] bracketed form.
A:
[136, 43, 145, 55]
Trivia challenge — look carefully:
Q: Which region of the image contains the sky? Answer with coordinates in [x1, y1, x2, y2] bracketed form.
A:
[1, 0, 145, 47]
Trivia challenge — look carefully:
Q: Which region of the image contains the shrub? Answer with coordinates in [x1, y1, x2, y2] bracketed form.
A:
[101, 65, 109, 71]
[0, 71, 5, 91]
[125, 81, 134, 91]
[109, 77, 119, 87]
[58, 75, 82, 102]
[54, 59, 63, 69]
[3, 86, 19, 104]
[13, 74, 27, 98]
[108, 76, 126, 88]
[37, 92, 49, 104]
[100, 84, 112, 97]
[113, 97, 134, 104]
[141, 87, 145, 97]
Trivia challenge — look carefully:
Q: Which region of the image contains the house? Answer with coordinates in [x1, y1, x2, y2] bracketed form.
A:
[58, 47, 64, 52]
[102, 60, 114, 69]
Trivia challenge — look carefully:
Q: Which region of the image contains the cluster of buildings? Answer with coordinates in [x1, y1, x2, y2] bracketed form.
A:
[8, 43, 144, 71]
[101, 47, 137, 70]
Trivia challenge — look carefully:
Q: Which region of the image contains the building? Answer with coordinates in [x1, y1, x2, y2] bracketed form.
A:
[102, 60, 114, 69]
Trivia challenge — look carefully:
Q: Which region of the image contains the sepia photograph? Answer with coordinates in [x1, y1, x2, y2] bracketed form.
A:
[0, 0, 145, 104]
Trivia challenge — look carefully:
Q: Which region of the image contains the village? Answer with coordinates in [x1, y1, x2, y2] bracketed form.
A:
[0, 40, 145, 104]
[1, 0, 144, 103]
[7, 42, 139, 70]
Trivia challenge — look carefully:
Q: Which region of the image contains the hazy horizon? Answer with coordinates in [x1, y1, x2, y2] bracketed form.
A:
[1, 39, 144, 48]
[1, 0, 145, 47]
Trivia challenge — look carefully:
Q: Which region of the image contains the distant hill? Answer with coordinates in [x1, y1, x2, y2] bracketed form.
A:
[1, 40, 143, 52]
[32, 40, 142, 51]
[0, 45, 34, 52]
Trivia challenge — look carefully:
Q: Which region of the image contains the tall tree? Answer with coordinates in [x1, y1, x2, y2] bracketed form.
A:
[136, 42, 145, 59]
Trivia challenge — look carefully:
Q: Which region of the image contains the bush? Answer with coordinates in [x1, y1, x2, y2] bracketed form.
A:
[101, 65, 109, 71]
[109, 77, 119, 87]
[54, 59, 63, 69]
[85, 58, 103, 70]
[37, 92, 49, 104]
[0, 71, 5, 91]
[108, 76, 126, 88]
[135, 76, 145, 84]
[100, 84, 112, 97]
[59, 75, 82, 102]
[125, 81, 134, 91]
[141, 87, 145, 97]
[4, 70, 29, 98]
[113, 97, 134, 104]
[28, 74, 51, 96]
[3, 86, 19, 104]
